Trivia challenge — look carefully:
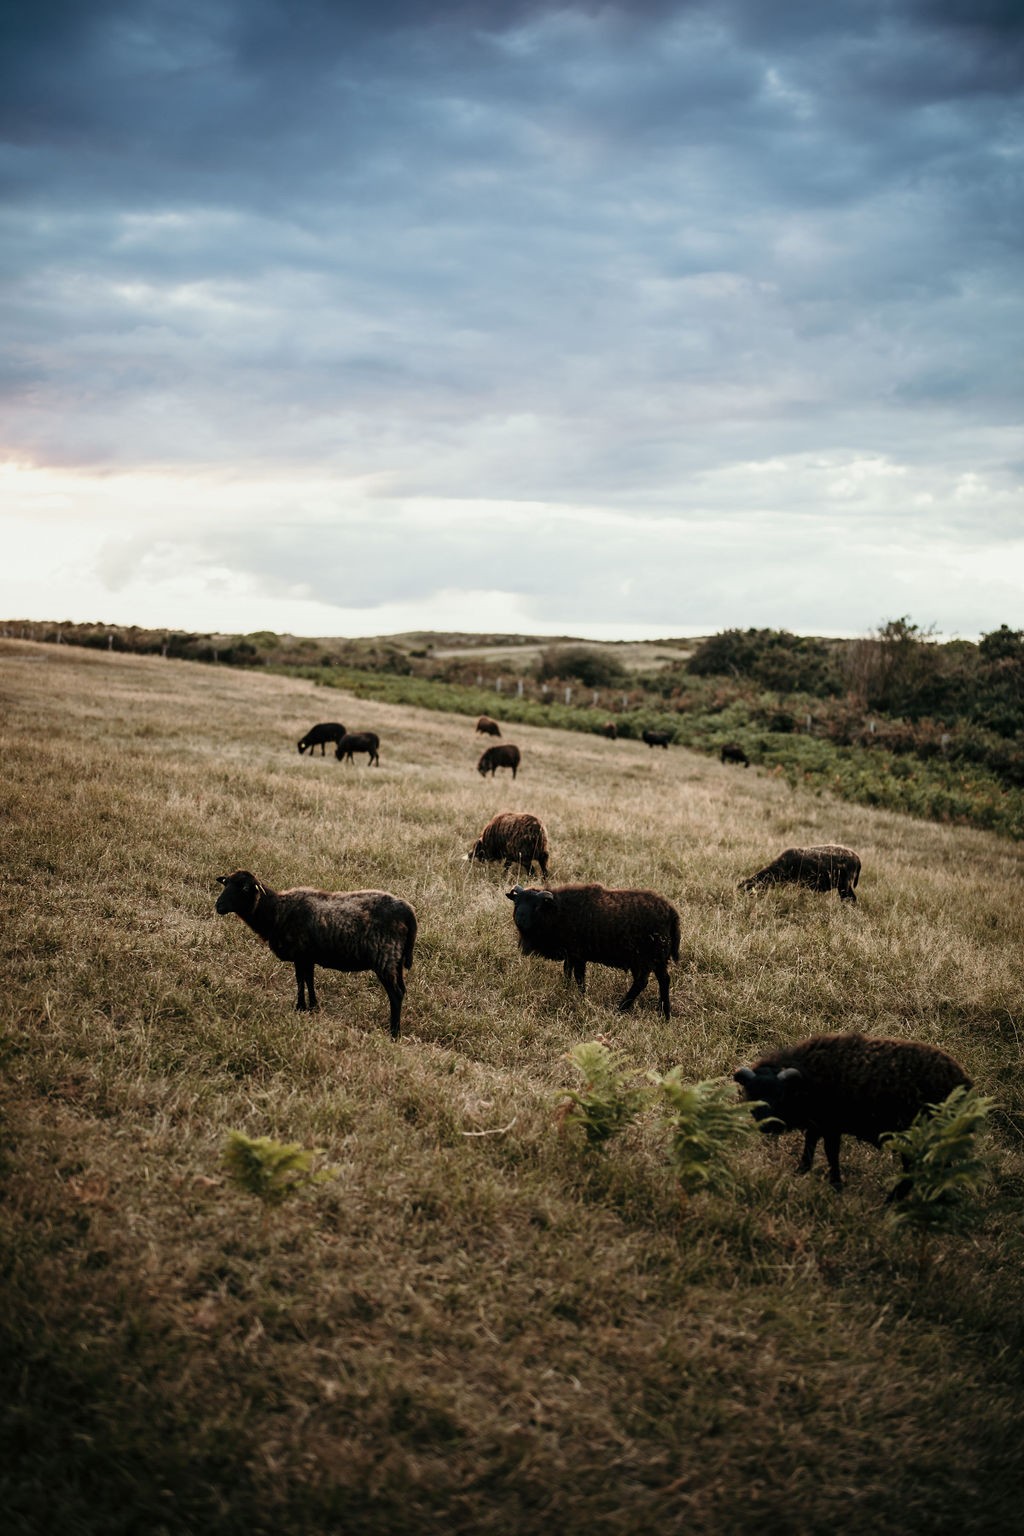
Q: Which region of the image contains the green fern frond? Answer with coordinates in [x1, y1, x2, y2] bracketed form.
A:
[883, 1085, 995, 1233]
[556, 1040, 646, 1147]
[221, 1131, 331, 1207]
[650, 1071, 759, 1195]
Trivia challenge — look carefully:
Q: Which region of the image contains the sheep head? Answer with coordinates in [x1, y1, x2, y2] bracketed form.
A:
[734, 1064, 803, 1132]
[215, 870, 263, 918]
[505, 884, 555, 933]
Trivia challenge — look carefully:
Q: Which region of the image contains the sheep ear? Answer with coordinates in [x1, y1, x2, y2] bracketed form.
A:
[506, 885, 523, 900]
[733, 1067, 757, 1087]
[216, 875, 228, 885]
[777, 1067, 802, 1083]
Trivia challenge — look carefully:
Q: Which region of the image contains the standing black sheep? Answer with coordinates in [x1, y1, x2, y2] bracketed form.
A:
[476, 715, 502, 737]
[469, 811, 549, 877]
[298, 721, 346, 756]
[600, 721, 618, 740]
[335, 731, 381, 767]
[215, 870, 416, 1038]
[642, 729, 671, 749]
[478, 743, 521, 779]
[506, 882, 681, 1018]
[720, 743, 750, 767]
[734, 1032, 971, 1189]
[739, 845, 861, 902]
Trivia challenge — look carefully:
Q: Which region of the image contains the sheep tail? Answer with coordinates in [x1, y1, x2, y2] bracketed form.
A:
[403, 911, 418, 970]
[669, 909, 681, 964]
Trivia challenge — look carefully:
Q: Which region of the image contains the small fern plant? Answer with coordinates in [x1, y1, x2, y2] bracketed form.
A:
[650, 1071, 759, 1203]
[556, 1040, 646, 1147]
[222, 1131, 333, 1226]
[882, 1085, 995, 1275]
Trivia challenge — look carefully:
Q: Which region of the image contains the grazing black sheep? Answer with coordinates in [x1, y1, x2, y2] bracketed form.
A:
[298, 722, 346, 756]
[478, 743, 521, 779]
[642, 729, 671, 749]
[739, 844, 861, 902]
[506, 882, 681, 1018]
[470, 811, 549, 877]
[215, 870, 416, 1038]
[734, 1032, 971, 1189]
[476, 715, 502, 737]
[335, 731, 381, 767]
[720, 742, 750, 767]
[600, 721, 618, 740]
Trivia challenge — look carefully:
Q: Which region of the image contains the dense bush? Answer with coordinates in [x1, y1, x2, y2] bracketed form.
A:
[686, 628, 843, 695]
[535, 644, 631, 689]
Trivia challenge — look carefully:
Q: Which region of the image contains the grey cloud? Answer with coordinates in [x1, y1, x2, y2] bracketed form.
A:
[2, 0, 1021, 631]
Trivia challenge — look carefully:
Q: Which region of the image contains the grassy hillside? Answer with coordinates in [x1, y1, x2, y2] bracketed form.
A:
[2, 639, 1022, 1536]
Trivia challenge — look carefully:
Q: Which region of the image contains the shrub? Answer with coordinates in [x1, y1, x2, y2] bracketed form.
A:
[649, 1072, 759, 1201]
[536, 645, 630, 690]
[883, 1086, 994, 1253]
[221, 1131, 333, 1224]
[556, 1041, 646, 1147]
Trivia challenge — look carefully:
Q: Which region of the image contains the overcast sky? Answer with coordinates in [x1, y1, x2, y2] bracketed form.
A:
[2, 0, 1021, 640]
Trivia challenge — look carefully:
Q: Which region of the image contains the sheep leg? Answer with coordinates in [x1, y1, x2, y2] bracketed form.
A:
[295, 960, 318, 1012]
[653, 961, 671, 1019]
[379, 966, 405, 1040]
[618, 969, 650, 1012]
[562, 958, 586, 992]
[797, 1130, 818, 1174]
[822, 1130, 843, 1190]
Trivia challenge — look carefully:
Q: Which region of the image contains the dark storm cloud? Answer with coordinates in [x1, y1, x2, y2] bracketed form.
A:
[2, 0, 1022, 636]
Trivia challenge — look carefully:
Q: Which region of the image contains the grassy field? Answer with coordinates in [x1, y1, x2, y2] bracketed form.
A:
[2, 639, 1022, 1536]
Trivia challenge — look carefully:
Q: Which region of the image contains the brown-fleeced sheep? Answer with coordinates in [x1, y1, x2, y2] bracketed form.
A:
[734, 1032, 971, 1189]
[506, 882, 681, 1018]
[600, 721, 618, 740]
[476, 715, 502, 737]
[720, 742, 750, 767]
[739, 844, 861, 902]
[642, 729, 671, 749]
[215, 870, 416, 1038]
[478, 743, 521, 779]
[469, 811, 549, 877]
[298, 721, 346, 756]
[335, 731, 381, 767]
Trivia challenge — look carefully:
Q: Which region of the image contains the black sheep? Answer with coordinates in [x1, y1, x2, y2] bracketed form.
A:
[478, 743, 521, 779]
[506, 882, 681, 1018]
[734, 1032, 971, 1189]
[215, 870, 416, 1038]
[335, 731, 381, 766]
[298, 721, 346, 756]
[720, 743, 750, 767]
[476, 715, 502, 737]
[469, 811, 549, 877]
[642, 729, 671, 749]
[739, 844, 861, 902]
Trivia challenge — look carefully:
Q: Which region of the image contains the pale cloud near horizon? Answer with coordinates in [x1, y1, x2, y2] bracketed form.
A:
[1, 1, 1022, 639]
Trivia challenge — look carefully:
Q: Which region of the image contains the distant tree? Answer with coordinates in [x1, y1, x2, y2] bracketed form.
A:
[978, 624, 1024, 664]
[536, 645, 630, 690]
[686, 628, 841, 696]
[972, 625, 1024, 736]
[845, 617, 945, 717]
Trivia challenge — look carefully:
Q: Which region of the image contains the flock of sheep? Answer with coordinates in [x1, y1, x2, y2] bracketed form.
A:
[214, 711, 972, 1192]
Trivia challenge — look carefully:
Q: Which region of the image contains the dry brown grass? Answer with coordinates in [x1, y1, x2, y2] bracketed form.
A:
[2, 639, 1022, 1535]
